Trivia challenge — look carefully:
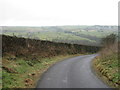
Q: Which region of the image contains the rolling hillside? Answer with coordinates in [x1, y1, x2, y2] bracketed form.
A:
[2, 25, 118, 46]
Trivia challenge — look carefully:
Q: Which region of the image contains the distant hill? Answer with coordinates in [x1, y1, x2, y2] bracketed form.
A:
[1, 25, 118, 46]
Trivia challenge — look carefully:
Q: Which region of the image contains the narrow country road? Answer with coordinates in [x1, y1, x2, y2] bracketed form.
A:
[36, 54, 109, 88]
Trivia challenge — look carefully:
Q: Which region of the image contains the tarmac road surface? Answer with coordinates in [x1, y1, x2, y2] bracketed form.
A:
[36, 54, 109, 88]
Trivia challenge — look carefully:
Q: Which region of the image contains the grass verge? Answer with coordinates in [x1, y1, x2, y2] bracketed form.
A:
[92, 53, 119, 88]
[2, 54, 82, 88]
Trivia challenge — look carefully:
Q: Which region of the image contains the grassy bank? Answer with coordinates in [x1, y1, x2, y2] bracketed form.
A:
[92, 43, 119, 88]
[2, 54, 82, 88]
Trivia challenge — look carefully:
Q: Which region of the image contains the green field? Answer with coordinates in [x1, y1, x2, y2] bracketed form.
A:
[2, 25, 118, 46]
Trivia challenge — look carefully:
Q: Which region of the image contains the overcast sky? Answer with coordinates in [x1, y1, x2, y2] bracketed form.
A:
[0, 0, 119, 26]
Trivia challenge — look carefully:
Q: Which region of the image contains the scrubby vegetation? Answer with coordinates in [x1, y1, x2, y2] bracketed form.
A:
[2, 35, 100, 57]
[93, 34, 119, 88]
[2, 35, 100, 88]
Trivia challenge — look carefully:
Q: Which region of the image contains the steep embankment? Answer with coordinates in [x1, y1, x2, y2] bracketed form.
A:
[2, 35, 100, 88]
[93, 43, 119, 88]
